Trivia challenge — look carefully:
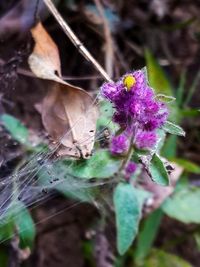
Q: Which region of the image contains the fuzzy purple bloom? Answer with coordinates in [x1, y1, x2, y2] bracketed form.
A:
[135, 131, 157, 149]
[125, 161, 137, 175]
[101, 82, 119, 101]
[101, 69, 169, 153]
[110, 134, 128, 155]
[124, 161, 138, 180]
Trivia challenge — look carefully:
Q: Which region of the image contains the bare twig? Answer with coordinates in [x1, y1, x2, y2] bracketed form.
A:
[43, 0, 112, 82]
[93, 0, 114, 78]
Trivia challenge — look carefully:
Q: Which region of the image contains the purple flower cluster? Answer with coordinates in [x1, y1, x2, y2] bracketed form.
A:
[110, 134, 128, 155]
[101, 69, 169, 155]
[125, 161, 137, 180]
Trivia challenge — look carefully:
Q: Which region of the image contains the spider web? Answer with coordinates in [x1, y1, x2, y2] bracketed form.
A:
[0, 91, 118, 245]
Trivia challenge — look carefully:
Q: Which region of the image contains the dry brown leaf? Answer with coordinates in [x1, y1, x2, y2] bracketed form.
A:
[42, 82, 97, 158]
[28, 22, 98, 158]
[28, 22, 63, 82]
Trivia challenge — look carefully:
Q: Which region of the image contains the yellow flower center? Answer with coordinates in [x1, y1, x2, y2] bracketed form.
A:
[123, 75, 136, 91]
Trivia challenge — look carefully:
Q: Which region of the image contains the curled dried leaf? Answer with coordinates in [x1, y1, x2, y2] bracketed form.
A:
[28, 22, 98, 158]
[28, 22, 63, 82]
[42, 82, 98, 158]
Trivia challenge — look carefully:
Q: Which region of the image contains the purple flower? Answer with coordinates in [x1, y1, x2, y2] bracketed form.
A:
[125, 161, 137, 175]
[101, 82, 122, 102]
[110, 134, 128, 155]
[113, 112, 128, 128]
[100, 69, 169, 154]
[124, 161, 138, 180]
[135, 131, 157, 149]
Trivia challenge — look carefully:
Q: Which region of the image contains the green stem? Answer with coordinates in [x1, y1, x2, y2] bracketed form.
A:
[119, 135, 134, 174]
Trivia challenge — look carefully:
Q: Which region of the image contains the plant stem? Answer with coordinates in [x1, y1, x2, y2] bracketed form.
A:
[43, 0, 113, 82]
[119, 135, 134, 173]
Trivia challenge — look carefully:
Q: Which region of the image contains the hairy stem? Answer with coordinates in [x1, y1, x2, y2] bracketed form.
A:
[43, 0, 112, 82]
[119, 134, 134, 173]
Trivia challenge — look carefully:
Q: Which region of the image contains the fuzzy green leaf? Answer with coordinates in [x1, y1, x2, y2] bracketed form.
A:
[155, 94, 176, 103]
[162, 187, 200, 223]
[133, 188, 152, 208]
[149, 154, 169, 186]
[68, 150, 121, 179]
[143, 248, 192, 267]
[14, 202, 36, 249]
[162, 121, 185, 136]
[114, 183, 141, 255]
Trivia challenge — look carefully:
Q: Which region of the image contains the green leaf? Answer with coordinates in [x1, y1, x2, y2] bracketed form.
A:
[153, 129, 166, 154]
[145, 49, 173, 96]
[37, 162, 96, 203]
[162, 121, 185, 136]
[68, 150, 121, 179]
[155, 94, 176, 103]
[38, 150, 121, 187]
[176, 70, 186, 107]
[149, 154, 169, 186]
[135, 209, 163, 264]
[82, 240, 96, 266]
[14, 202, 36, 249]
[162, 187, 200, 223]
[0, 202, 35, 249]
[133, 188, 152, 208]
[145, 49, 180, 122]
[0, 219, 15, 243]
[56, 183, 96, 203]
[174, 174, 189, 192]
[143, 248, 192, 267]
[180, 108, 200, 117]
[1, 114, 29, 144]
[114, 183, 141, 255]
[161, 135, 177, 158]
[169, 158, 200, 174]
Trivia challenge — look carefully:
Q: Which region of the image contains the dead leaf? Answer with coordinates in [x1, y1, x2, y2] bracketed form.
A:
[28, 22, 98, 158]
[42, 82, 97, 158]
[28, 22, 62, 82]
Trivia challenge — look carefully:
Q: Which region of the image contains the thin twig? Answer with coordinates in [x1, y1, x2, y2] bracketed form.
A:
[43, 0, 112, 82]
[93, 0, 114, 78]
